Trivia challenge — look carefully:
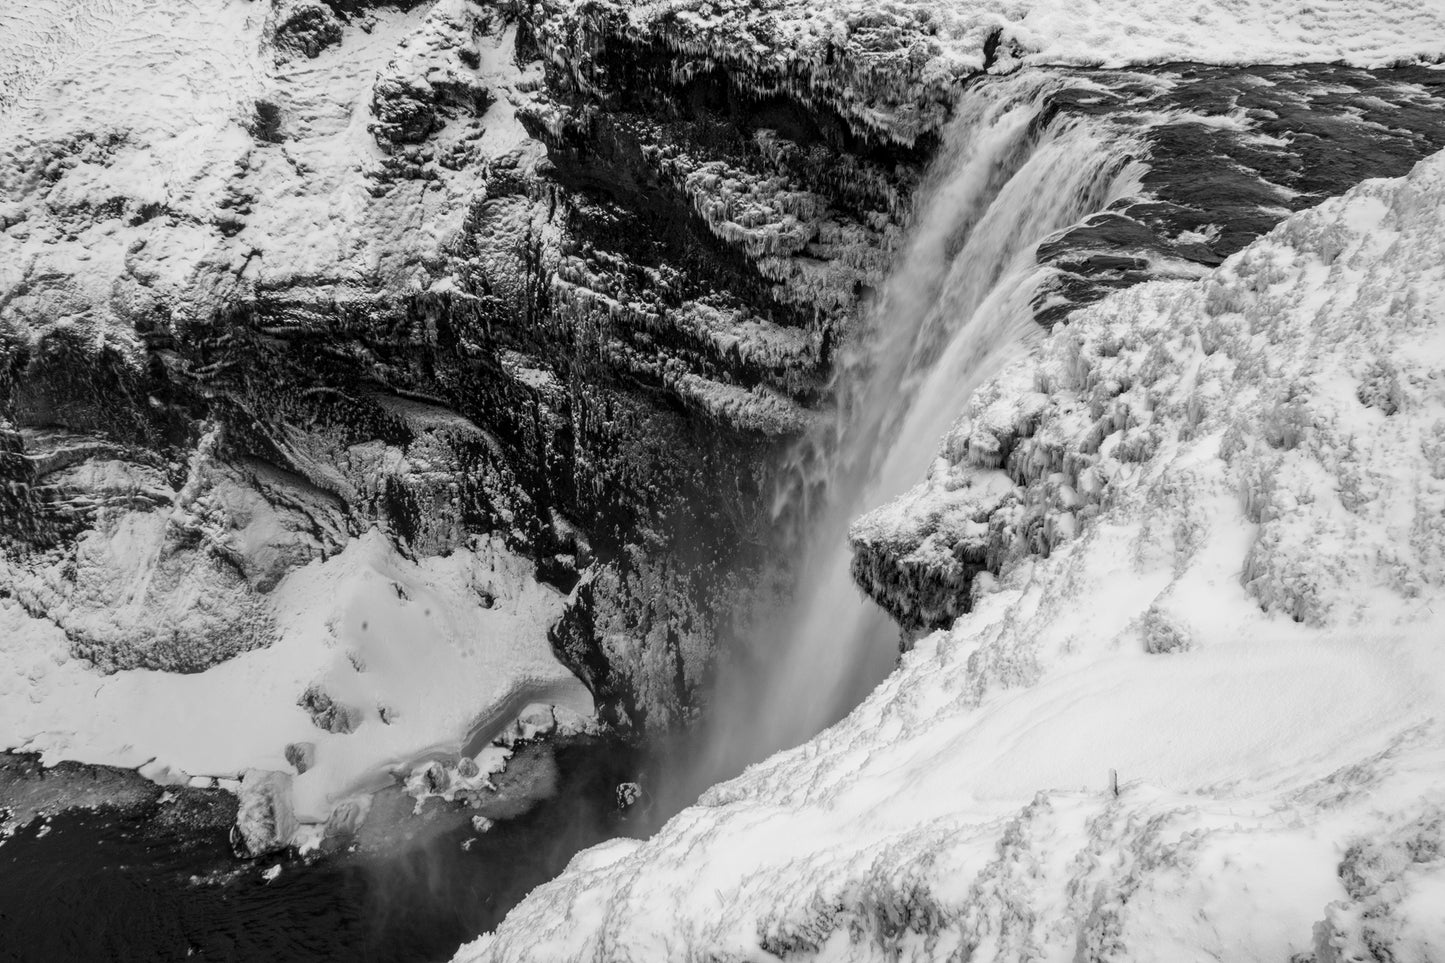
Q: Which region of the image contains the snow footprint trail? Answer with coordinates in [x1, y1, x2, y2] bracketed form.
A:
[698, 72, 1145, 788]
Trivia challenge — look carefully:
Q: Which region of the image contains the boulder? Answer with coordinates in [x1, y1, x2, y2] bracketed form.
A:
[235, 769, 298, 857]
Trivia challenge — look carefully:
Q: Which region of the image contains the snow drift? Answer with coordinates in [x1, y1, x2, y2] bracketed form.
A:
[460, 146, 1445, 962]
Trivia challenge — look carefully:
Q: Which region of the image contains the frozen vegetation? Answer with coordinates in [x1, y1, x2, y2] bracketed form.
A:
[462, 147, 1445, 962]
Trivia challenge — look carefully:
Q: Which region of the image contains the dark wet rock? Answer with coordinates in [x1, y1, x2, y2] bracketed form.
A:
[0, 752, 160, 836]
[615, 781, 642, 810]
[850, 537, 987, 637]
[149, 784, 241, 835]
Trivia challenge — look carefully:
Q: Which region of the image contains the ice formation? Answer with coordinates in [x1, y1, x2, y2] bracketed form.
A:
[461, 145, 1445, 963]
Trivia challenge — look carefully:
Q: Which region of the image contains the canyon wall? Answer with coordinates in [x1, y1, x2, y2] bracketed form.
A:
[4, 0, 1445, 734]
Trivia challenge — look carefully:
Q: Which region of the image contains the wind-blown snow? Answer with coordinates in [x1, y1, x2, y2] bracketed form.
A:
[0, 529, 592, 824]
[460, 149, 1445, 962]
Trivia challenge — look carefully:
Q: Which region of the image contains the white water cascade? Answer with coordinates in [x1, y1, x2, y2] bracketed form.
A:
[687, 70, 1147, 791]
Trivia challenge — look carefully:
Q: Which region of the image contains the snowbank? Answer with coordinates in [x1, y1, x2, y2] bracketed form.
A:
[460, 148, 1445, 961]
[0, 529, 592, 824]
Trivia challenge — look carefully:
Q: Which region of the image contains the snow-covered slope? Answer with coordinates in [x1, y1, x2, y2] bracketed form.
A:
[0, 526, 592, 827]
[460, 148, 1445, 962]
[0, 0, 520, 341]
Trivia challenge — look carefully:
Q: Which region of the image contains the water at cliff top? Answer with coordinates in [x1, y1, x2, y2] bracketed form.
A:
[686, 71, 1146, 795]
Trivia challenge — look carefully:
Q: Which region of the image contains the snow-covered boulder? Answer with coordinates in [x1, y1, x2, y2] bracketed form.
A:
[459, 147, 1445, 963]
[235, 768, 299, 857]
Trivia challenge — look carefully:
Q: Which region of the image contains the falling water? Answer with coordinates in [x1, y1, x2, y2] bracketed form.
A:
[684, 70, 1146, 793]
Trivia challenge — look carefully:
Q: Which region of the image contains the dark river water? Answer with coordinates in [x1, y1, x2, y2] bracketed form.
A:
[0, 741, 649, 963]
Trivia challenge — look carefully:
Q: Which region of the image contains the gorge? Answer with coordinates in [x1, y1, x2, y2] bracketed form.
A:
[4, 1, 1445, 960]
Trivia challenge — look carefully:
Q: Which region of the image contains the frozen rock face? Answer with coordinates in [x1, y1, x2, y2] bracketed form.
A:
[460, 143, 1445, 963]
[5, 0, 1445, 735]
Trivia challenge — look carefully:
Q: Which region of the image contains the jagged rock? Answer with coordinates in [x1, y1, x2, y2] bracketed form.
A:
[271, 1, 343, 60]
[615, 781, 642, 810]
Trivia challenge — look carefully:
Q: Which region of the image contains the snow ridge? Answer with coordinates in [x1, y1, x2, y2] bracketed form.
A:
[460, 149, 1445, 963]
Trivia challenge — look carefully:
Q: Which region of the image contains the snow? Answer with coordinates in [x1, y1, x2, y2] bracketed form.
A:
[0, 529, 592, 825]
[460, 149, 1445, 962]
[0, 0, 538, 348]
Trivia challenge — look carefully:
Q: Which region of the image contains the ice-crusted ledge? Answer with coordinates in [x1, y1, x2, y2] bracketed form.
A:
[526, 0, 1445, 146]
[458, 151, 1445, 961]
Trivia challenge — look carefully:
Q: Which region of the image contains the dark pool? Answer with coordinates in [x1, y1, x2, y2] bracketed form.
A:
[0, 741, 650, 963]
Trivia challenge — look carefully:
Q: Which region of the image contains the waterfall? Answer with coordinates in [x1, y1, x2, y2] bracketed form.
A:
[679, 70, 1146, 801]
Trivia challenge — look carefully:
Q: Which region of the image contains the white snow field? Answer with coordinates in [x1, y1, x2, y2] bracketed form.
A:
[0, 529, 593, 823]
[460, 150, 1445, 961]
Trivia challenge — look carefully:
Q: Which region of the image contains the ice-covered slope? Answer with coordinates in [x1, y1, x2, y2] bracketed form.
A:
[461, 149, 1445, 962]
